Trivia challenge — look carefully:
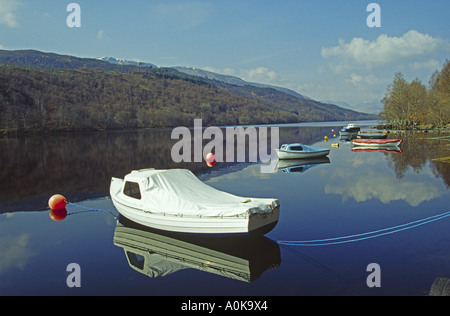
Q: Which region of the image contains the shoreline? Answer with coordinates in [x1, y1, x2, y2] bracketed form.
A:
[1, 119, 379, 137]
[374, 123, 450, 133]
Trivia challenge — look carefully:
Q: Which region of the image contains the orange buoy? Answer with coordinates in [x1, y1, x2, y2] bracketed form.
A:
[49, 208, 68, 221]
[48, 194, 68, 210]
[205, 152, 215, 162]
[206, 160, 215, 168]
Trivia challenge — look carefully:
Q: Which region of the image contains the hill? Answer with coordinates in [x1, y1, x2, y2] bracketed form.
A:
[173, 66, 311, 100]
[0, 49, 376, 133]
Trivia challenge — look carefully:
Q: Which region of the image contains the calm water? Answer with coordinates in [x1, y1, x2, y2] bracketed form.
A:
[1, 120, 449, 296]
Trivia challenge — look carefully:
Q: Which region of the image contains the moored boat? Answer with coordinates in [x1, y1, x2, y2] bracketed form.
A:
[110, 168, 280, 235]
[274, 143, 330, 160]
[351, 138, 402, 147]
[339, 123, 361, 136]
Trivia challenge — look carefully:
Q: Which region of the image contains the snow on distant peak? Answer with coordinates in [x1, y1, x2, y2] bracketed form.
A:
[97, 56, 157, 68]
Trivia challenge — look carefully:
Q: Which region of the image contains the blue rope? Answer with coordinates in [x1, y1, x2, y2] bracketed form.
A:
[277, 210, 450, 247]
[67, 202, 117, 218]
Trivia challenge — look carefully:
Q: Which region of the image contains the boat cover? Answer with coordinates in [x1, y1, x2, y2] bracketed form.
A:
[117, 169, 279, 217]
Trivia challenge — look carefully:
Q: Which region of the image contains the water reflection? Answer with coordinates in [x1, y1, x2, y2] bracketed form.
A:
[275, 157, 330, 174]
[113, 216, 281, 283]
[1, 123, 448, 214]
[324, 132, 450, 206]
[384, 132, 450, 186]
[0, 125, 339, 213]
[351, 147, 402, 153]
[1, 121, 450, 296]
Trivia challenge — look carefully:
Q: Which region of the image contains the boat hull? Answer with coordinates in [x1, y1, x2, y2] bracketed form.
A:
[352, 134, 388, 139]
[351, 138, 402, 147]
[339, 130, 359, 136]
[112, 198, 280, 235]
[274, 148, 330, 159]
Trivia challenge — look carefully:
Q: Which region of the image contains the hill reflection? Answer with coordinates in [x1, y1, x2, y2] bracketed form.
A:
[1, 126, 448, 213]
[0, 125, 330, 212]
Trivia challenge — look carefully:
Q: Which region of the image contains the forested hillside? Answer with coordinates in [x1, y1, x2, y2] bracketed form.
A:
[0, 66, 299, 132]
[0, 50, 376, 133]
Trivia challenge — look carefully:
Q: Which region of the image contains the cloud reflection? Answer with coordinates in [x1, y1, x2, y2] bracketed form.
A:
[324, 168, 446, 207]
[0, 234, 35, 274]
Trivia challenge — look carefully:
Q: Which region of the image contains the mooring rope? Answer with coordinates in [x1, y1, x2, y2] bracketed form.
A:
[65, 201, 450, 246]
[277, 209, 450, 247]
[67, 201, 118, 218]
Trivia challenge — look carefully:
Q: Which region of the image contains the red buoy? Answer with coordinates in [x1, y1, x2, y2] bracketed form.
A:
[49, 208, 68, 221]
[205, 152, 215, 162]
[48, 194, 68, 210]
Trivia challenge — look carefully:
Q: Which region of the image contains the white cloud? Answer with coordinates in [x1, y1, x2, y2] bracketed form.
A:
[410, 58, 440, 71]
[322, 30, 450, 67]
[347, 73, 387, 87]
[202, 66, 281, 85]
[97, 30, 104, 40]
[0, 0, 21, 28]
[349, 73, 363, 85]
[240, 67, 280, 84]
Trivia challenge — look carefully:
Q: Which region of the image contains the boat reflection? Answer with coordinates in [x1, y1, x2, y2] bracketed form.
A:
[352, 146, 403, 154]
[113, 216, 281, 283]
[276, 157, 330, 174]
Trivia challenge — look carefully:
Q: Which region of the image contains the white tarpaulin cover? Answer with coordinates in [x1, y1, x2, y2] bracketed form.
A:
[122, 169, 279, 217]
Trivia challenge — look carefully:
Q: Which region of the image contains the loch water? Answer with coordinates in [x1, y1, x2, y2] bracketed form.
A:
[1, 120, 449, 296]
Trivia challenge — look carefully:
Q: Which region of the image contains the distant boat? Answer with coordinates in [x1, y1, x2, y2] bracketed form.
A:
[351, 138, 402, 147]
[339, 124, 360, 136]
[110, 168, 280, 235]
[274, 143, 330, 159]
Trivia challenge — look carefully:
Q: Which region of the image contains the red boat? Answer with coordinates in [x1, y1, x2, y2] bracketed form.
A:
[351, 138, 402, 147]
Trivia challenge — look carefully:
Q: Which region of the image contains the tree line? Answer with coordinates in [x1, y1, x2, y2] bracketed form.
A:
[381, 60, 450, 129]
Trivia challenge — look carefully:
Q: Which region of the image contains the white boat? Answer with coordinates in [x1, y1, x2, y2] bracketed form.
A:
[110, 168, 279, 235]
[274, 143, 330, 159]
[339, 123, 361, 136]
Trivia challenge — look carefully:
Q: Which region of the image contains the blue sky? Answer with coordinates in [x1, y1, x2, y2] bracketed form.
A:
[1, 0, 449, 106]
